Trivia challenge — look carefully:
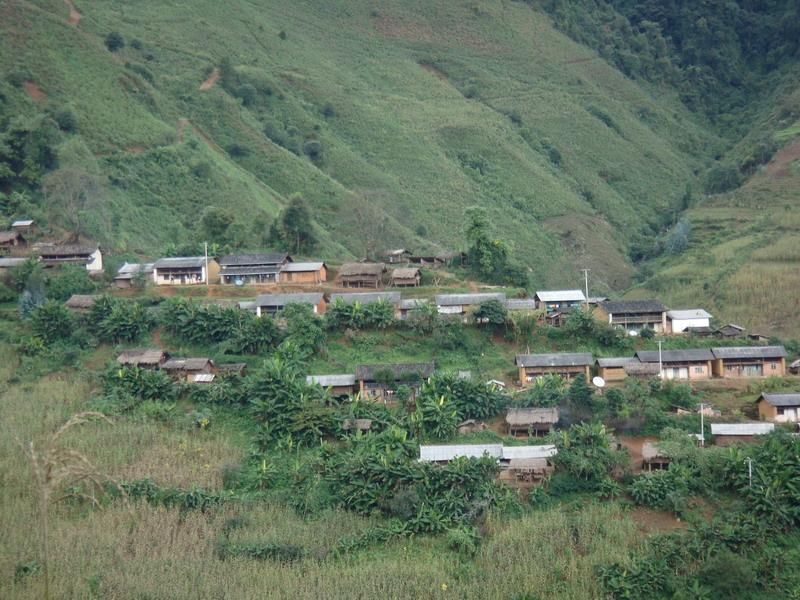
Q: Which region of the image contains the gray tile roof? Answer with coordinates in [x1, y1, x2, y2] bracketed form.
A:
[600, 299, 667, 314]
[0, 257, 28, 268]
[355, 362, 435, 381]
[711, 346, 787, 359]
[162, 358, 214, 371]
[255, 293, 324, 307]
[435, 293, 506, 306]
[154, 256, 205, 269]
[39, 245, 98, 257]
[281, 262, 324, 272]
[758, 393, 800, 407]
[596, 357, 635, 368]
[534, 290, 586, 303]
[505, 299, 538, 310]
[219, 253, 289, 266]
[711, 423, 774, 436]
[306, 374, 357, 387]
[220, 265, 281, 276]
[330, 292, 401, 305]
[636, 349, 715, 363]
[516, 352, 594, 368]
[115, 262, 154, 279]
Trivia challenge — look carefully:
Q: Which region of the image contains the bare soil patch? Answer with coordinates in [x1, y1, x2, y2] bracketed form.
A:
[629, 507, 687, 533]
[199, 67, 220, 91]
[764, 138, 800, 178]
[618, 435, 658, 474]
[64, 0, 81, 25]
[22, 80, 46, 102]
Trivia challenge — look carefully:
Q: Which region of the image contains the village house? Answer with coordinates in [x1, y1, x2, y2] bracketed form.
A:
[306, 374, 358, 397]
[715, 323, 746, 338]
[505, 407, 560, 436]
[116, 348, 168, 369]
[255, 292, 327, 316]
[355, 362, 435, 402]
[534, 290, 586, 313]
[0, 230, 27, 254]
[667, 309, 712, 334]
[624, 361, 662, 379]
[711, 346, 787, 378]
[391, 267, 421, 287]
[382, 249, 412, 264]
[756, 393, 800, 423]
[711, 422, 775, 446]
[419, 445, 557, 484]
[113, 262, 154, 288]
[337, 262, 386, 288]
[161, 357, 216, 382]
[152, 256, 219, 285]
[596, 357, 635, 382]
[635, 348, 715, 380]
[596, 299, 668, 334]
[419, 444, 503, 463]
[642, 441, 670, 471]
[280, 261, 327, 284]
[64, 294, 100, 313]
[330, 291, 402, 317]
[11, 219, 35, 232]
[435, 293, 507, 317]
[219, 253, 290, 285]
[39, 245, 103, 272]
[409, 251, 464, 268]
[516, 352, 593, 384]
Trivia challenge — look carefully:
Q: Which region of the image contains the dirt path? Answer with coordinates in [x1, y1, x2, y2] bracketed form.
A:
[22, 81, 46, 102]
[199, 68, 220, 91]
[64, 0, 81, 25]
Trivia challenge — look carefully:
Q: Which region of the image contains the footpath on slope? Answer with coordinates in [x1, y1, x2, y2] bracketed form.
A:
[64, 0, 81, 25]
[199, 68, 220, 91]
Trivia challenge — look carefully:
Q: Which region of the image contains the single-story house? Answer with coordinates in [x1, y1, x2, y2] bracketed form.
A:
[711, 346, 787, 378]
[64, 294, 101, 313]
[435, 293, 507, 316]
[596, 299, 668, 334]
[715, 323, 746, 338]
[116, 348, 168, 369]
[667, 309, 712, 334]
[409, 252, 465, 268]
[399, 298, 428, 320]
[161, 357, 216, 381]
[255, 292, 327, 316]
[748, 333, 771, 342]
[11, 219, 35, 232]
[306, 374, 358, 397]
[635, 348, 715, 380]
[338, 262, 386, 288]
[516, 352, 593, 384]
[382, 249, 412, 264]
[355, 362, 435, 402]
[219, 253, 290, 285]
[711, 422, 775, 446]
[0, 257, 29, 271]
[544, 311, 566, 328]
[153, 256, 220, 285]
[505, 407, 560, 436]
[113, 262, 154, 288]
[39, 245, 103, 272]
[624, 361, 662, 379]
[534, 290, 586, 313]
[329, 291, 402, 318]
[642, 441, 670, 471]
[505, 298, 538, 313]
[342, 418, 373, 433]
[0, 230, 27, 254]
[419, 444, 503, 463]
[756, 393, 800, 423]
[596, 357, 635, 382]
[280, 261, 327, 284]
[391, 267, 421, 287]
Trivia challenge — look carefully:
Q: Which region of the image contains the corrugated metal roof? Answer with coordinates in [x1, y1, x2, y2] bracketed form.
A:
[419, 444, 503, 462]
[711, 423, 775, 436]
[516, 352, 594, 368]
[115, 262, 154, 279]
[534, 290, 586, 302]
[330, 292, 401, 305]
[306, 374, 356, 387]
[400, 298, 428, 309]
[505, 408, 559, 426]
[596, 357, 634, 368]
[154, 256, 205, 269]
[435, 293, 506, 306]
[12, 220, 34, 227]
[759, 393, 800, 407]
[191, 373, 216, 383]
[636, 349, 714, 363]
[501, 445, 557, 459]
[0, 257, 28, 268]
[600, 299, 667, 314]
[667, 309, 712, 320]
[281, 262, 324, 272]
[712, 346, 787, 359]
[255, 293, 324, 307]
[505, 299, 537, 310]
[219, 253, 289, 266]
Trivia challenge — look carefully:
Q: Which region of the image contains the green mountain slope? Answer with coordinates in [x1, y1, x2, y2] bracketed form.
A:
[1, 0, 721, 290]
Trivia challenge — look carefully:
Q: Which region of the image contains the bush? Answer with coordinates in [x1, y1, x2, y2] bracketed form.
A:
[105, 32, 125, 52]
[302, 139, 323, 162]
[705, 163, 741, 194]
[236, 83, 258, 106]
[30, 301, 74, 343]
[54, 109, 77, 132]
[321, 103, 336, 118]
[629, 468, 689, 514]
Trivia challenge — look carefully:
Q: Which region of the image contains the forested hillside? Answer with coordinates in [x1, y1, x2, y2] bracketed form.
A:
[1, 0, 799, 320]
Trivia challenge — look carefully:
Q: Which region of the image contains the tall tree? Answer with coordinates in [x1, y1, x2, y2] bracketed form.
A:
[269, 194, 317, 254]
[41, 167, 105, 238]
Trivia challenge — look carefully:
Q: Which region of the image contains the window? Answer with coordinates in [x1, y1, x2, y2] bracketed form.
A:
[694, 367, 704, 374]
[777, 408, 785, 415]
[771, 363, 778, 370]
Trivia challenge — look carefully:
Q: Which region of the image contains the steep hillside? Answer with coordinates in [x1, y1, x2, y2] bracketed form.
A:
[0, 0, 720, 290]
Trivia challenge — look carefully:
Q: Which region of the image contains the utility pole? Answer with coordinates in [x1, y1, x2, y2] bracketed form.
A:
[204, 241, 209, 287]
[657, 340, 664, 380]
[698, 402, 706, 447]
[747, 457, 753, 488]
[580, 268, 590, 308]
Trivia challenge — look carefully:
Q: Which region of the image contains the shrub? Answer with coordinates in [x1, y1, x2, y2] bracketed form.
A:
[302, 138, 323, 162]
[629, 468, 689, 514]
[54, 109, 77, 132]
[105, 32, 125, 52]
[30, 301, 74, 343]
[236, 83, 258, 106]
[278, 30, 287, 40]
[321, 103, 336, 118]
[227, 143, 250, 157]
[705, 163, 741, 194]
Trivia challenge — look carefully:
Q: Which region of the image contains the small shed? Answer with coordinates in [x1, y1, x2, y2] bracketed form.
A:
[505, 298, 538, 313]
[116, 348, 167, 369]
[715, 323, 746, 338]
[667, 309, 712, 334]
[382, 249, 412, 264]
[505, 407, 560, 436]
[399, 298, 428, 320]
[356, 362, 435, 401]
[642, 441, 670, 471]
[596, 357, 634, 382]
[789, 359, 800, 375]
[711, 422, 775, 446]
[64, 294, 100, 313]
[280, 262, 327, 284]
[114, 262, 154, 288]
[338, 262, 386, 288]
[0, 230, 27, 253]
[624, 361, 661, 379]
[255, 292, 327, 316]
[162, 358, 216, 381]
[391, 267, 421, 287]
[11, 219, 35, 232]
[756, 393, 800, 423]
[342, 418, 373, 433]
[506, 458, 554, 482]
[306, 374, 358, 397]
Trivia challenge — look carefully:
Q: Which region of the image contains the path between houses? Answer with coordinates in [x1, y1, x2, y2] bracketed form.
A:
[64, 0, 81, 25]
[199, 68, 220, 91]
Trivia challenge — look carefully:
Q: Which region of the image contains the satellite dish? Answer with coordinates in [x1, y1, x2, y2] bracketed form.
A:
[234, 278, 244, 286]
[592, 376, 606, 388]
